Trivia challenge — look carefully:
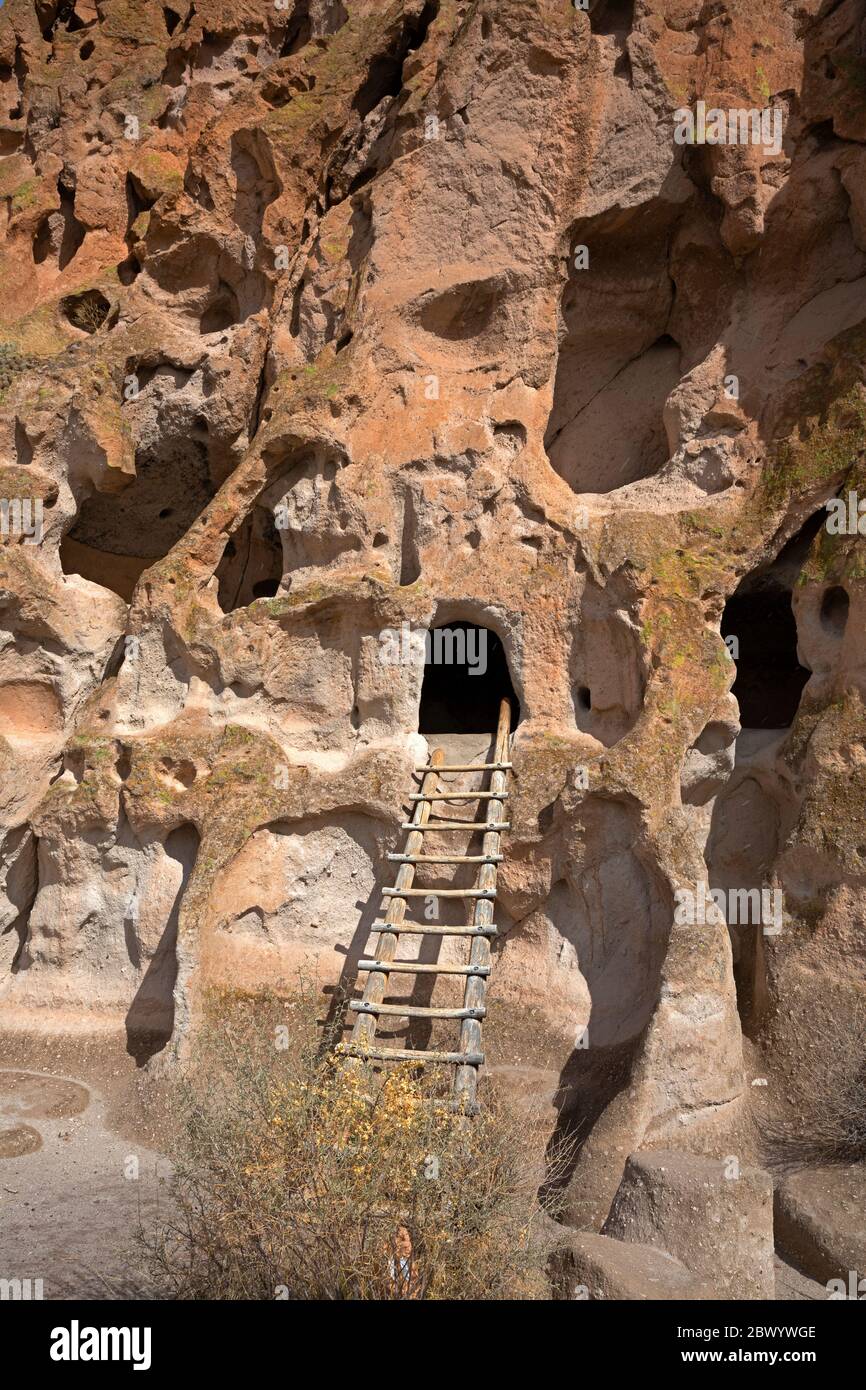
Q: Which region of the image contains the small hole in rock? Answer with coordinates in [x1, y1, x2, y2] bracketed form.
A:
[117, 254, 141, 285]
[820, 584, 849, 637]
[61, 288, 111, 334]
[161, 756, 196, 789]
[200, 286, 240, 334]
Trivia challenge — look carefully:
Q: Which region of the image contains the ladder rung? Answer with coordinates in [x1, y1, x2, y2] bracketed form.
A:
[382, 887, 495, 898]
[369, 922, 498, 936]
[409, 791, 508, 801]
[399, 821, 510, 831]
[387, 853, 503, 864]
[349, 1000, 486, 1020]
[358, 959, 491, 976]
[414, 762, 512, 772]
[338, 1043, 484, 1066]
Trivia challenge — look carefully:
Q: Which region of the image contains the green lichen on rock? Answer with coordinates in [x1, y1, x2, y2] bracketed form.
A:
[9, 178, 39, 213]
[783, 689, 866, 868]
[760, 363, 866, 514]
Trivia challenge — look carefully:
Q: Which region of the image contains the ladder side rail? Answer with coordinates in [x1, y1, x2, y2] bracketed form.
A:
[453, 698, 512, 1108]
[350, 749, 445, 1051]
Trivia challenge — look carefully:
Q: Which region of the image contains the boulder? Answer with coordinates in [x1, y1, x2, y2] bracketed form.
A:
[548, 1231, 711, 1301]
[604, 1149, 775, 1299]
[774, 1166, 866, 1288]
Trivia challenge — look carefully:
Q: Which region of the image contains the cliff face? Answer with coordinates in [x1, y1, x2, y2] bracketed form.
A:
[0, 0, 865, 1231]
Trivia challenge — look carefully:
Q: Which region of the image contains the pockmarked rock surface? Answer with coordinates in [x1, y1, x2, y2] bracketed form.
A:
[0, 0, 865, 1298]
[774, 1165, 866, 1287]
[603, 1148, 776, 1300]
[548, 1229, 711, 1301]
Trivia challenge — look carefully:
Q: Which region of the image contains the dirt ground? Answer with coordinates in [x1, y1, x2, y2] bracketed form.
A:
[0, 1030, 173, 1300]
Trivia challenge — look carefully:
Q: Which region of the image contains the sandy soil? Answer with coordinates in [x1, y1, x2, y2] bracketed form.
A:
[0, 1032, 173, 1300]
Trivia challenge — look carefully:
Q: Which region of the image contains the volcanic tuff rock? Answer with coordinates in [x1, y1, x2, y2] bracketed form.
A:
[0, 0, 865, 1269]
[548, 1229, 712, 1301]
[774, 1165, 866, 1284]
[604, 1148, 776, 1300]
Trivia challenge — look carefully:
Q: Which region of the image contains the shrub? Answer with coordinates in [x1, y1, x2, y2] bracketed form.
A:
[761, 1000, 866, 1171]
[139, 990, 567, 1299]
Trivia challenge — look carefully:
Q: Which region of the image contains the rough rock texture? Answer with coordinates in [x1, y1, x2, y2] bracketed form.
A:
[0, 0, 865, 1293]
[604, 1149, 776, 1299]
[549, 1229, 711, 1301]
[775, 1166, 866, 1285]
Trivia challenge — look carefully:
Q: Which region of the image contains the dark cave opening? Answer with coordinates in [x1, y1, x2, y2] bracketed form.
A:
[351, 1, 439, 120]
[721, 514, 823, 730]
[280, 1, 312, 57]
[125, 170, 156, 228]
[117, 253, 141, 285]
[216, 506, 284, 612]
[722, 588, 809, 728]
[60, 288, 111, 334]
[590, 0, 636, 35]
[418, 623, 519, 735]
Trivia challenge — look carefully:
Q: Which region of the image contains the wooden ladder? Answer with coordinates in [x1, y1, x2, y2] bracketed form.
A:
[338, 697, 512, 1111]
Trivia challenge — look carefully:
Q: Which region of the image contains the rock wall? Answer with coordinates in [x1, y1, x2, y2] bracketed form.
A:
[1, 0, 865, 1228]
